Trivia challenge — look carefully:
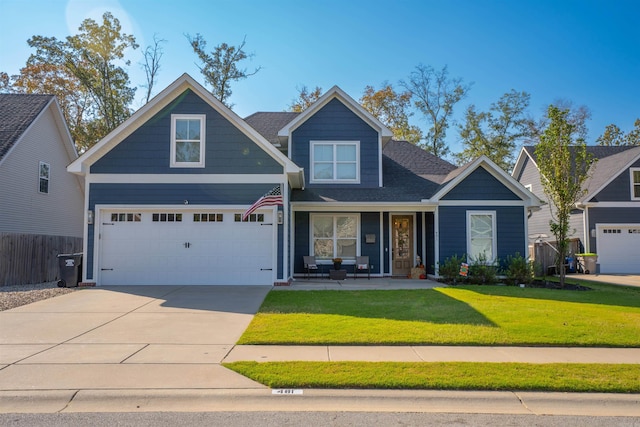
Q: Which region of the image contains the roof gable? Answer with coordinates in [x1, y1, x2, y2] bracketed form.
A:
[277, 85, 393, 144]
[583, 145, 640, 202]
[68, 73, 303, 186]
[513, 145, 640, 203]
[433, 155, 540, 207]
[0, 94, 54, 163]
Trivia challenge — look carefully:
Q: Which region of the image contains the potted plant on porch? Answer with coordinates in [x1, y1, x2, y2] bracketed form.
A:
[332, 258, 343, 271]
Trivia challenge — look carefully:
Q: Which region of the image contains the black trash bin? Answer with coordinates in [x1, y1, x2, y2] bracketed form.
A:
[57, 253, 82, 288]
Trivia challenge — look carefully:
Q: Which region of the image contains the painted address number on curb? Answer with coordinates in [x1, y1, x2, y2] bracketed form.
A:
[272, 389, 303, 395]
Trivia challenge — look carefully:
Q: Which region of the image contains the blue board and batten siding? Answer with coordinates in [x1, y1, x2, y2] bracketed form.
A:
[360, 212, 381, 273]
[439, 166, 526, 267]
[442, 167, 521, 201]
[91, 90, 282, 175]
[290, 98, 380, 188]
[590, 159, 640, 202]
[438, 206, 526, 267]
[293, 211, 381, 275]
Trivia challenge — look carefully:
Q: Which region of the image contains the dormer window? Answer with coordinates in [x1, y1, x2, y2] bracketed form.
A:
[170, 114, 206, 167]
[310, 141, 360, 183]
[632, 168, 640, 200]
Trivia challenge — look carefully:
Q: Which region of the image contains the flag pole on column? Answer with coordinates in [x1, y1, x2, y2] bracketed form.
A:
[242, 185, 283, 221]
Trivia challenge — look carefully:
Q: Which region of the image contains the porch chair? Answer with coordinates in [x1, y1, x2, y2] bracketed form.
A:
[354, 256, 370, 279]
[303, 256, 320, 279]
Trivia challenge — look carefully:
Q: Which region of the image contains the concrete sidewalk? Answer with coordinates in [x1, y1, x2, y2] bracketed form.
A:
[223, 344, 640, 363]
[1, 283, 639, 416]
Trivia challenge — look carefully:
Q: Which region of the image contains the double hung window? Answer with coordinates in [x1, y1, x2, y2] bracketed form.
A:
[467, 211, 496, 263]
[38, 161, 50, 194]
[310, 141, 359, 183]
[311, 214, 358, 261]
[170, 114, 206, 167]
[631, 168, 640, 200]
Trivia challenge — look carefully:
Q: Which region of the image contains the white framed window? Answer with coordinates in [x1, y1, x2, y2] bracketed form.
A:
[631, 168, 640, 200]
[38, 161, 50, 194]
[311, 214, 359, 261]
[170, 114, 206, 167]
[310, 141, 359, 183]
[467, 211, 497, 263]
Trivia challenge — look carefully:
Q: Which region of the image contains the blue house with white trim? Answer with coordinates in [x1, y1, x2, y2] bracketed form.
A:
[68, 74, 540, 286]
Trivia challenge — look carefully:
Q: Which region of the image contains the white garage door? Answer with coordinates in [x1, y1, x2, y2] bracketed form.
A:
[597, 225, 640, 274]
[98, 209, 275, 285]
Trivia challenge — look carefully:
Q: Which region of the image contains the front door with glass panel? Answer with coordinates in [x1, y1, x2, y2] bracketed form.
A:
[392, 215, 413, 276]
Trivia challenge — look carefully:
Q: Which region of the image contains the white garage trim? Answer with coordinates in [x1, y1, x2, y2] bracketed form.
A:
[93, 204, 278, 285]
[596, 223, 640, 274]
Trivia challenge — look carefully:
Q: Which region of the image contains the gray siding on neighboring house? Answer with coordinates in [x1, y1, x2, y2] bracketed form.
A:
[91, 89, 282, 175]
[516, 155, 583, 243]
[442, 167, 520, 200]
[587, 207, 640, 252]
[85, 182, 280, 279]
[291, 98, 379, 188]
[590, 159, 640, 202]
[0, 105, 83, 237]
[438, 206, 526, 267]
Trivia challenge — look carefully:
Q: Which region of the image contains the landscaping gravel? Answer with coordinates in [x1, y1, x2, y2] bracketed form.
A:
[0, 282, 78, 311]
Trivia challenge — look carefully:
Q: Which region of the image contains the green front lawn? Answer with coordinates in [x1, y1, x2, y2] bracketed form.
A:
[224, 361, 640, 393]
[238, 282, 640, 346]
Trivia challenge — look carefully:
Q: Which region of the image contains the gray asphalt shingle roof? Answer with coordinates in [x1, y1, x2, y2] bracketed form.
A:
[244, 111, 300, 147]
[0, 94, 53, 162]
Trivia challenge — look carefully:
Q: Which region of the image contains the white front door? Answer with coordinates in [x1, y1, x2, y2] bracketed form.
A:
[98, 209, 275, 285]
[597, 224, 640, 274]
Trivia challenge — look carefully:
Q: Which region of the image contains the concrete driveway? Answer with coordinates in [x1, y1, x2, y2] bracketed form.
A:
[0, 285, 271, 392]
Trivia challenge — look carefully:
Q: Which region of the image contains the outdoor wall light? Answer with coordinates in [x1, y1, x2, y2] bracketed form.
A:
[277, 210, 283, 224]
[87, 210, 94, 224]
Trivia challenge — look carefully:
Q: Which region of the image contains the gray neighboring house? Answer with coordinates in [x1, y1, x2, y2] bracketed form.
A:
[0, 94, 84, 285]
[513, 145, 640, 274]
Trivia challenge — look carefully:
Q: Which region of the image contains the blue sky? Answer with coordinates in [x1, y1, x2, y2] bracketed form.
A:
[1, 0, 639, 157]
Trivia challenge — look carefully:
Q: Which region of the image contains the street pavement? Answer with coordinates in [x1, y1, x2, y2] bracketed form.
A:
[0, 280, 639, 415]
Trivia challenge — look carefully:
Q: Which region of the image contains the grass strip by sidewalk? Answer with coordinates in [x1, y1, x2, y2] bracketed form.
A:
[223, 361, 640, 393]
[239, 283, 640, 346]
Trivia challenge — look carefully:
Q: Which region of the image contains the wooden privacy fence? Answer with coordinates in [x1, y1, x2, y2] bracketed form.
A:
[0, 233, 82, 286]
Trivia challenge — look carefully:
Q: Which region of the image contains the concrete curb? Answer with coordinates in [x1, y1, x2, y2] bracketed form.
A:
[1, 389, 639, 416]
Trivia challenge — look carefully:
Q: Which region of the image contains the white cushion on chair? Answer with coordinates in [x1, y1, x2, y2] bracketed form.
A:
[308, 264, 317, 269]
[357, 264, 368, 269]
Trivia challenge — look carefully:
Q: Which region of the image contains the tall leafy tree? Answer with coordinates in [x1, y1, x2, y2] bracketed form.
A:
[13, 12, 138, 151]
[456, 90, 531, 170]
[288, 85, 323, 112]
[10, 62, 95, 152]
[401, 64, 471, 158]
[360, 83, 423, 144]
[186, 34, 261, 107]
[597, 119, 640, 146]
[535, 105, 594, 288]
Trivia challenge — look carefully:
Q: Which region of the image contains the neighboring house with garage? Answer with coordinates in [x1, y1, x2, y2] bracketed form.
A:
[513, 145, 640, 274]
[0, 94, 83, 285]
[68, 73, 540, 286]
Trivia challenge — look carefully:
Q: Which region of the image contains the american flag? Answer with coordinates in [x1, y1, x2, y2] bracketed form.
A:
[242, 185, 283, 221]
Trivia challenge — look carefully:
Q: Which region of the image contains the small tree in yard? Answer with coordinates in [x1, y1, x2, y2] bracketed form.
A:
[535, 105, 594, 287]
